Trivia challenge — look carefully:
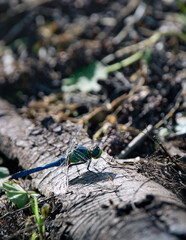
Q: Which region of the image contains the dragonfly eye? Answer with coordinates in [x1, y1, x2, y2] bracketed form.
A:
[91, 145, 102, 159]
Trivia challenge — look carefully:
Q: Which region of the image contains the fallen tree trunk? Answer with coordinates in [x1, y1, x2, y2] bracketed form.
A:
[0, 98, 186, 240]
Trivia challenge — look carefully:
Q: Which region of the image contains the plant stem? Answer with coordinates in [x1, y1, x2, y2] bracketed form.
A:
[106, 50, 144, 73]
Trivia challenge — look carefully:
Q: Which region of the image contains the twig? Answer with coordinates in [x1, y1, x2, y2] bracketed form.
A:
[155, 88, 184, 129]
[118, 124, 153, 158]
[113, 2, 147, 44]
[102, 31, 186, 64]
[101, 0, 142, 39]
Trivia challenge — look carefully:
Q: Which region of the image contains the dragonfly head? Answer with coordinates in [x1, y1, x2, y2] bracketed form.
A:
[91, 145, 102, 159]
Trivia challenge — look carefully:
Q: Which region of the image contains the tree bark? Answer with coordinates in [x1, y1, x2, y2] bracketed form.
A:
[0, 98, 186, 240]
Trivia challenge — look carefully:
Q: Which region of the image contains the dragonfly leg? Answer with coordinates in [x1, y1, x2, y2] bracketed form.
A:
[87, 159, 92, 171]
[68, 161, 86, 168]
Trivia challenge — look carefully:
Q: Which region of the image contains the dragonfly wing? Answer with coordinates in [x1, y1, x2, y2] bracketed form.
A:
[52, 157, 69, 196]
[53, 126, 83, 196]
[65, 125, 82, 156]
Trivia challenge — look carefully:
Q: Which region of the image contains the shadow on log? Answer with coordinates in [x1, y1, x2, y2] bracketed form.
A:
[0, 98, 186, 240]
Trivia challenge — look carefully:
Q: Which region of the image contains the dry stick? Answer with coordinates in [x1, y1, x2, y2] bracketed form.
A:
[102, 32, 160, 64]
[154, 88, 184, 129]
[98, 0, 142, 39]
[118, 124, 153, 159]
[113, 2, 147, 44]
[102, 31, 186, 64]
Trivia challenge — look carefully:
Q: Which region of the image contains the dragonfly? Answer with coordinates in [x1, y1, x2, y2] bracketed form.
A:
[3, 129, 131, 183]
[8, 144, 103, 180]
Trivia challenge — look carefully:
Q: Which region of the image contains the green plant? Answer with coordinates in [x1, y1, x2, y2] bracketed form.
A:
[1, 178, 50, 239]
[62, 51, 143, 92]
[30, 196, 50, 240]
[2, 181, 30, 208]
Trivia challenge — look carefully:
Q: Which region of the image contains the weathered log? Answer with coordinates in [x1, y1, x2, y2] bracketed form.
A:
[0, 98, 186, 240]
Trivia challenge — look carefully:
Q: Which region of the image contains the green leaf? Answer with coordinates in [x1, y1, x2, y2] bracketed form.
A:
[3, 181, 29, 208]
[62, 61, 107, 92]
[0, 167, 9, 179]
[0, 167, 10, 189]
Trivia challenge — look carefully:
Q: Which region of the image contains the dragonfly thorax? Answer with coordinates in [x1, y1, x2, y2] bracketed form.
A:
[68, 145, 91, 163]
[91, 145, 102, 159]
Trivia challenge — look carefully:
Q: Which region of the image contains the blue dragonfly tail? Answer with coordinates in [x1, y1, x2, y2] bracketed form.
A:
[10, 157, 66, 180]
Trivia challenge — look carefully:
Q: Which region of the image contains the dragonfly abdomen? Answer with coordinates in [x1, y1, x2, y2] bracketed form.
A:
[10, 157, 66, 179]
